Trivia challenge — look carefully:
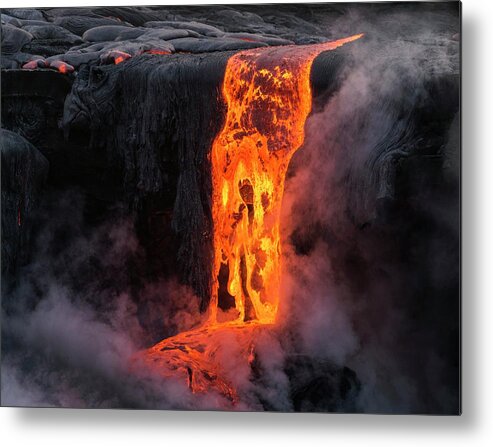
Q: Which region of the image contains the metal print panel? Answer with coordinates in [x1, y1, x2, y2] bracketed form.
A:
[0, 2, 461, 414]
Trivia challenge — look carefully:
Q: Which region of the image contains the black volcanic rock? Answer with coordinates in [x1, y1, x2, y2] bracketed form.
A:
[2, 8, 45, 21]
[143, 20, 225, 37]
[23, 24, 82, 44]
[91, 6, 162, 26]
[82, 25, 147, 42]
[224, 32, 294, 46]
[1, 130, 49, 282]
[285, 355, 361, 412]
[61, 52, 230, 306]
[168, 36, 266, 52]
[53, 15, 131, 36]
[1, 23, 33, 54]
[1, 69, 72, 180]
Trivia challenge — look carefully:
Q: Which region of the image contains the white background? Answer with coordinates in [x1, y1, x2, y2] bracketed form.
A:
[0, 0, 490, 445]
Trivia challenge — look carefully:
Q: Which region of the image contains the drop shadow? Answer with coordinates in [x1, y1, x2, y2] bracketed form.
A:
[459, 8, 479, 428]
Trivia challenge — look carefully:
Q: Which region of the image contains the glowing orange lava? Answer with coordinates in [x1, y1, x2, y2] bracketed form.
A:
[209, 34, 362, 326]
[107, 50, 131, 65]
[138, 35, 363, 403]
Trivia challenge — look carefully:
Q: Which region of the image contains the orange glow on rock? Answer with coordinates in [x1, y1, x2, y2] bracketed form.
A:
[49, 60, 75, 74]
[105, 50, 131, 65]
[140, 322, 260, 404]
[137, 35, 363, 402]
[22, 59, 47, 70]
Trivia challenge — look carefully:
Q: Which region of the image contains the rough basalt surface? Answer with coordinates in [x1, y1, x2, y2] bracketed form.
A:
[1, 130, 48, 282]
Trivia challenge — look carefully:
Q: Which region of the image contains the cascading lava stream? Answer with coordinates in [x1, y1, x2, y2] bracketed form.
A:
[138, 34, 363, 404]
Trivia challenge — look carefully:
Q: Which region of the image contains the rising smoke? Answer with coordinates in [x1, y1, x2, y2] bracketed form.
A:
[280, 4, 460, 413]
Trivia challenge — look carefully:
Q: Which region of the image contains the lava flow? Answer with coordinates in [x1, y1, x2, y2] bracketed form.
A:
[138, 35, 363, 404]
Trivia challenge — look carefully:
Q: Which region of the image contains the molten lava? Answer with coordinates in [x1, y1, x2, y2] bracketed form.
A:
[210, 34, 362, 325]
[138, 35, 363, 404]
